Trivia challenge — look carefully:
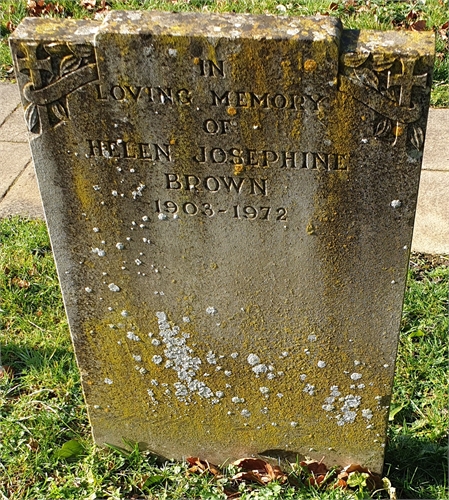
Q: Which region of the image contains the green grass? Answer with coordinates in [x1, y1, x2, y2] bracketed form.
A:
[0, 217, 447, 499]
[0, 0, 448, 105]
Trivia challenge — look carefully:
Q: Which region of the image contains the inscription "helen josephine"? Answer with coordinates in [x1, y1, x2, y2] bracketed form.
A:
[85, 140, 348, 171]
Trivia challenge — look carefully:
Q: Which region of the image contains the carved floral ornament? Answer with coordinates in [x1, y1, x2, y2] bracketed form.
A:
[14, 41, 98, 135]
[339, 51, 429, 151]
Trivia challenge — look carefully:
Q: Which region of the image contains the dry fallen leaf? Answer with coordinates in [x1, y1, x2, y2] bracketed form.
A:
[232, 457, 287, 485]
[12, 277, 30, 288]
[186, 457, 221, 477]
[410, 20, 427, 32]
[80, 0, 96, 9]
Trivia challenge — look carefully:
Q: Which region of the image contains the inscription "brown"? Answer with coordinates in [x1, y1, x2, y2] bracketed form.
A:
[165, 174, 268, 196]
[194, 146, 348, 171]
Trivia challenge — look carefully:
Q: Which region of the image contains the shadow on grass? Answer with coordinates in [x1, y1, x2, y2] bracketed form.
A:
[384, 434, 448, 499]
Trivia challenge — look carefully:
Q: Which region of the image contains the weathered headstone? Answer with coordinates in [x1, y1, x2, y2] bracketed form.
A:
[10, 11, 434, 472]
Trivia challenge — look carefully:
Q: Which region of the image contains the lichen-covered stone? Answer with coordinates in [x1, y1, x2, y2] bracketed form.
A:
[10, 11, 434, 473]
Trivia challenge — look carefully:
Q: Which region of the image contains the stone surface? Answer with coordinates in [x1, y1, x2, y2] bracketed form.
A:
[10, 11, 434, 473]
[0, 82, 20, 124]
[413, 170, 449, 255]
[0, 162, 43, 219]
[0, 142, 31, 199]
[421, 108, 449, 171]
[0, 107, 29, 142]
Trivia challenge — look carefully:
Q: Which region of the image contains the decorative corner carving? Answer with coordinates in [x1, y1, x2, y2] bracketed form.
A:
[339, 51, 429, 151]
[14, 41, 98, 136]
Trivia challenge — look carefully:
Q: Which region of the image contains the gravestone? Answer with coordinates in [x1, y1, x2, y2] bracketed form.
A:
[10, 11, 434, 473]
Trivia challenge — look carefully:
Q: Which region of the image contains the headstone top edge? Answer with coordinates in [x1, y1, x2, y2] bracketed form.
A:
[10, 17, 101, 42]
[341, 28, 435, 57]
[99, 10, 342, 40]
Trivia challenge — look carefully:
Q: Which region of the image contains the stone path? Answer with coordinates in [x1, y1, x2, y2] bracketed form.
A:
[0, 82, 447, 254]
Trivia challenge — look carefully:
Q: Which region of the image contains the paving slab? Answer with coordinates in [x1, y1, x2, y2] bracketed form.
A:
[0, 163, 44, 219]
[0, 107, 29, 143]
[422, 108, 449, 171]
[0, 142, 31, 199]
[412, 169, 449, 255]
[0, 82, 20, 124]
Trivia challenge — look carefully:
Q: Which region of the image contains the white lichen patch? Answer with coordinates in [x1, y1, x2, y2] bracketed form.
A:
[231, 396, 245, 404]
[104, 378, 113, 384]
[132, 183, 146, 200]
[108, 283, 120, 292]
[362, 409, 373, 420]
[230, 352, 239, 359]
[206, 306, 217, 315]
[153, 312, 214, 403]
[247, 353, 260, 366]
[351, 373, 362, 380]
[303, 384, 315, 395]
[252, 363, 268, 375]
[127, 332, 141, 341]
[152, 355, 163, 365]
[132, 354, 142, 362]
[317, 360, 326, 368]
[241, 409, 251, 417]
[336, 395, 362, 426]
[259, 386, 270, 395]
[206, 351, 217, 364]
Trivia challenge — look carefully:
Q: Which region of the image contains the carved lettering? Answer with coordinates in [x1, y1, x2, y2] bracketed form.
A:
[210, 90, 326, 111]
[164, 174, 268, 196]
[203, 119, 232, 134]
[86, 139, 172, 161]
[194, 146, 348, 171]
[199, 59, 225, 77]
[96, 85, 192, 105]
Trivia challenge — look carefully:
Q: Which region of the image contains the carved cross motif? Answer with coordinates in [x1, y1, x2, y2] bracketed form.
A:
[17, 42, 52, 90]
[387, 59, 427, 108]
[387, 58, 427, 148]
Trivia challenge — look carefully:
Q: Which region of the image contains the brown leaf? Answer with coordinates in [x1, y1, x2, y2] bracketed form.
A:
[27, 438, 40, 452]
[0, 365, 14, 379]
[232, 470, 266, 485]
[342, 464, 384, 491]
[333, 478, 348, 489]
[232, 457, 287, 485]
[12, 277, 31, 288]
[186, 457, 221, 477]
[6, 21, 15, 33]
[80, 0, 96, 10]
[300, 459, 329, 475]
[329, 2, 338, 10]
[410, 20, 427, 31]
[406, 10, 419, 22]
